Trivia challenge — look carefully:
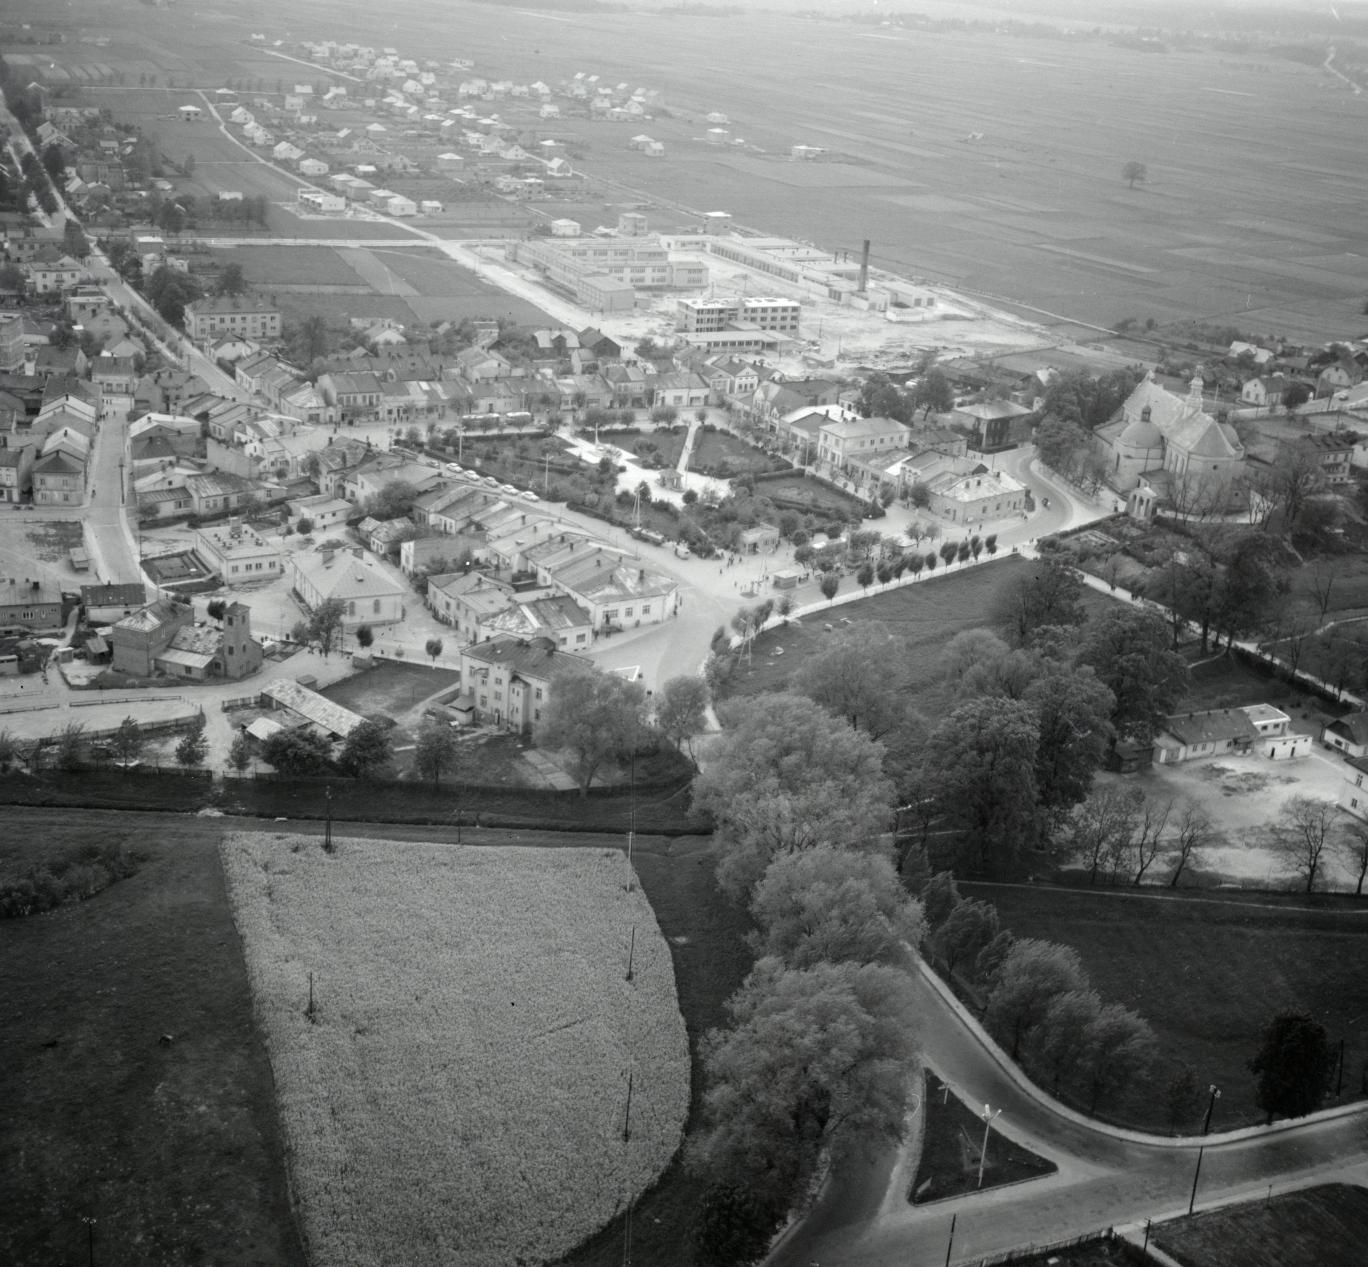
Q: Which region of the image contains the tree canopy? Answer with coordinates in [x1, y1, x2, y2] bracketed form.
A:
[748, 846, 923, 969]
[693, 693, 895, 899]
[791, 621, 913, 739]
[536, 661, 647, 795]
[1078, 608, 1186, 744]
[1248, 1012, 1333, 1123]
[922, 696, 1042, 878]
[691, 958, 919, 1222]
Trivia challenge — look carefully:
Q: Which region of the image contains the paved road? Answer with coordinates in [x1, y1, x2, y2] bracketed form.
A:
[772, 964, 1368, 1266]
[84, 414, 144, 590]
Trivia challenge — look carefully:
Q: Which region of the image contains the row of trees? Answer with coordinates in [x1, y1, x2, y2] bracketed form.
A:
[921, 873, 1159, 1117]
[687, 690, 925, 1263]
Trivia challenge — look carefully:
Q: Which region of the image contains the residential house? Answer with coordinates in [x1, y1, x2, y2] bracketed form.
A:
[927, 466, 1026, 524]
[24, 254, 86, 296]
[31, 450, 85, 505]
[111, 597, 262, 680]
[287, 493, 353, 531]
[356, 515, 414, 555]
[1339, 756, 1368, 820]
[1153, 704, 1301, 764]
[458, 635, 591, 732]
[110, 599, 195, 675]
[81, 582, 149, 624]
[184, 470, 259, 517]
[318, 370, 383, 420]
[0, 578, 63, 632]
[1316, 353, 1362, 398]
[953, 400, 1034, 453]
[290, 548, 406, 628]
[0, 446, 33, 503]
[526, 537, 679, 630]
[185, 296, 283, 344]
[91, 354, 139, 420]
[1322, 712, 1368, 760]
[816, 414, 911, 471]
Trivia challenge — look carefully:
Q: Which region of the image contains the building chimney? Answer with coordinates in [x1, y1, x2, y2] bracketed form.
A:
[857, 239, 870, 295]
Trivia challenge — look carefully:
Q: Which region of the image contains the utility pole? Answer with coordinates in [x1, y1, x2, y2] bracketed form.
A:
[323, 783, 333, 854]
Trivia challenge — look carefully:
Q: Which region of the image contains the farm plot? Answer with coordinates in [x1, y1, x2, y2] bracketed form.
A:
[355, 247, 557, 326]
[0, 811, 301, 1267]
[1154, 1183, 1368, 1267]
[222, 833, 688, 1267]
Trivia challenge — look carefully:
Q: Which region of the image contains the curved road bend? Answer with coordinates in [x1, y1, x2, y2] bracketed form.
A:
[773, 964, 1368, 1266]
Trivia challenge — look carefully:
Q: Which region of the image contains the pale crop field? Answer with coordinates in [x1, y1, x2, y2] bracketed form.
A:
[221, 832, 688, 1267]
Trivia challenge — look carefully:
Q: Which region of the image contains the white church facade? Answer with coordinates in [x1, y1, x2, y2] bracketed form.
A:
[1094, 371, 1244, 513]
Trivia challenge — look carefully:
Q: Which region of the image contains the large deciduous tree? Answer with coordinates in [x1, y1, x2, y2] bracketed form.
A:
[792, 621, 912, 739]
[655, 674, 710, 763]
[929, 897, 999, 978]
[922, 697, 1041, 878]
[307, 597, 347, 657]
[690, 958, 920, 1229]
[1078, 608, 1186, 745]
[536, 661, 647, 796]
[337, 719, 393, 780]
[412, 720, 458, 791]
[260, 728, 332, 775]
[1025, 666, 1115, 817]
[1248, 1012, 1333, 1124]
[693, 693, 894, 900]
[986, 938, 1090, 1060]
[366, 479, 420, 520]
[1080, 1002, 1157, 1114]
[994, 559, 1088, 647]
[748, 846, 923, 969]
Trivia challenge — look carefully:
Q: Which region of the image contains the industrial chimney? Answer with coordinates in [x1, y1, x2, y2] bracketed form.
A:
[857, 239, 870, 294]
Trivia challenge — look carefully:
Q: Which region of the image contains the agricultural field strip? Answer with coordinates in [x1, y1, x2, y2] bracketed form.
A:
[221, 833, 688, 1267]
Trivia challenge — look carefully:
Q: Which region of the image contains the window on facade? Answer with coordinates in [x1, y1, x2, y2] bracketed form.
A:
[534, 687, 543, 701]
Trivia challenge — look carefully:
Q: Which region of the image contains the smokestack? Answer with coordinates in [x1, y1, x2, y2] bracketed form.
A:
[858, 239, 870, 294]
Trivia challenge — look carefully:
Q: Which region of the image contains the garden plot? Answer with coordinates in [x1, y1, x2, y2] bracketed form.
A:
[222, 833, 688, 1267]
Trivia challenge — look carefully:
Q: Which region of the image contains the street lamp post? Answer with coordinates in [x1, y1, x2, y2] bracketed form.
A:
[976, 1104, 1003, 1189]
[1202, 1084, 1221, 1135]
[1188, 1143, 1206, 1216]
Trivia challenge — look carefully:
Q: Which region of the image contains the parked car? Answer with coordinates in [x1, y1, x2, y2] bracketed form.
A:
[674, 542, 691, 558]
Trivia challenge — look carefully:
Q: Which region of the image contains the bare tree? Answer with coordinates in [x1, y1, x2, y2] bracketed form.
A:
[1066, 785, 1142, 885]
[1275, 796, 1337, 893]
[1129, 797, 1174, 886]
[1168, 803, 1213, 888]
[1339, 819, 1368, 897]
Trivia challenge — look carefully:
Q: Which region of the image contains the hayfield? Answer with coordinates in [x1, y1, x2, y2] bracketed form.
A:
[221, 832, 689, 1267]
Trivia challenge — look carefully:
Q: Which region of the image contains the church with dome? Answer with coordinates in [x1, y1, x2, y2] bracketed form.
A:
[1093, 370, 1245, 511]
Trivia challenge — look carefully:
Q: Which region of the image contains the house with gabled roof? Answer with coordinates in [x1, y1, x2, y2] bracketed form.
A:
[290, 547, 405, 628]
[458, 635, 592, 733]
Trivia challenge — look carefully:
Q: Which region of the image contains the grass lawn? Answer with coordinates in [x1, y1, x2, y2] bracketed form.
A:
[910, 1071, 1056, 1204]
[967, 883, 1368, 1131]
[317, 658, 462, 719]
[222, 832, 690, 1267]
[726, 557, 1122, 702]
[753, 473, 869, 518]
[630, 428, 783, 478]
[0, 810, 301, 1267]
[1154, 1183, 1368, 1267]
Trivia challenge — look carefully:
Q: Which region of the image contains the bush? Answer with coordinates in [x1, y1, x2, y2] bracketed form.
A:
[0, 842, 145, 918]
